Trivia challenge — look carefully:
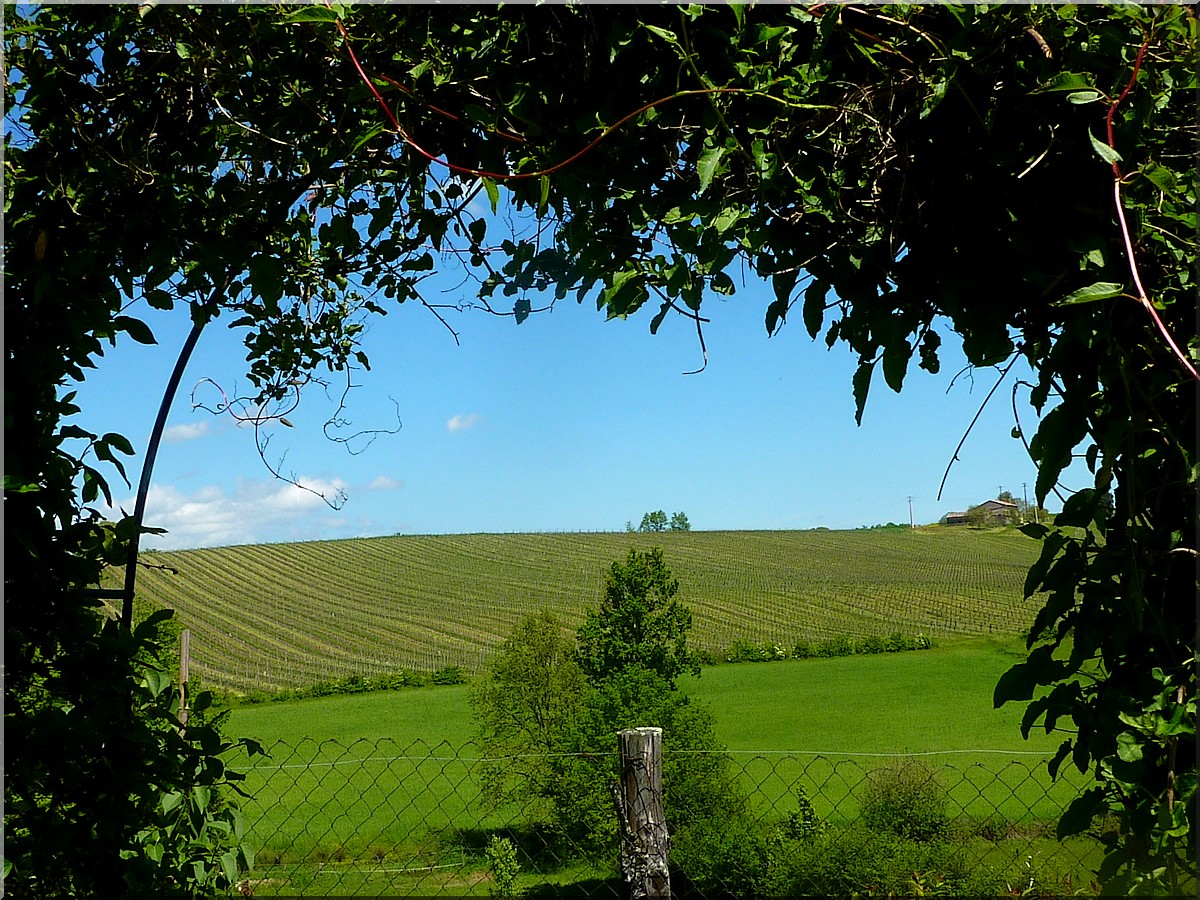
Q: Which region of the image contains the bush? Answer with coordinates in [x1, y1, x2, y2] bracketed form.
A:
[431, 665, 466, 685]
[724, 639, 785, 663]
[857, 635, 888, 654]
[780, 790, 826, 842]
[774, 825, 1003, 897]
[792, 639, 813, 659]
[672, 812, 771, 900]
[814, 636, 855, 658]
[485, 835, 521, 898]
[860, 759, 950, 842]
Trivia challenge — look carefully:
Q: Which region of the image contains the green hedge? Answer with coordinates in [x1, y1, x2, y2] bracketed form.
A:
[720, 632, 932, 664]
[226, 665, 463, 705]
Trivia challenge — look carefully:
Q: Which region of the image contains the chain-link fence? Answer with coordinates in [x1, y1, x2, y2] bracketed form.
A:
[230, 738, 1108, 897]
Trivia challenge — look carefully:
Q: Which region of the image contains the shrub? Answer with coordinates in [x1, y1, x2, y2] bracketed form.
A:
[672, 812, 771, 900]
[485, 835, 521, 898]
[814, 636, 854, 658]
[792, 639, 813, 659]
[884, 631, 911, 652]
[432, 665, 466, 685]
[723, 639, 786, 663]
[860, 759, 950, 842]
[857, 635, 887, 654]
[775, 824, 1003, 897]
[780, 790, 826, 841]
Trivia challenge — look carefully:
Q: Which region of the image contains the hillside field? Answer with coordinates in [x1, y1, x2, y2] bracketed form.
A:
[120, 527, 1042, 693]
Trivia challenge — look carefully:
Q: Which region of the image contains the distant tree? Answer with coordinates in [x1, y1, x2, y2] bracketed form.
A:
[575, 548, 700, 689]
[624, 521, 635, 533]
[638, 510, 668, 532]
[669, 511, 691, 532]
[963, 506, 990, 527]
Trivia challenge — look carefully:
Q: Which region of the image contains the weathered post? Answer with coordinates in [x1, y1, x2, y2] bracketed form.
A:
[179, 628, 191, 726]
[613, 727, 670, 900]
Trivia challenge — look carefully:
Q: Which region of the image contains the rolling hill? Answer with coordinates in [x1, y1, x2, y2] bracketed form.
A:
[115, 527, 1042, 693]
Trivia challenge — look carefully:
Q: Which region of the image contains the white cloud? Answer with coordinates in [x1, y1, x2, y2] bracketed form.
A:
[447, 413, 482, 433]
[137, 476, 350, 550]
[163, 421, 210, 443]
[367, 475, 403, 491]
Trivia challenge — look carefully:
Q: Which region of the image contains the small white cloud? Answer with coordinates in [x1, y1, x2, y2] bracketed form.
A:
[367, 475, 403, 491]
[447, 413, 482, 433]
[163, 421, 210, 443]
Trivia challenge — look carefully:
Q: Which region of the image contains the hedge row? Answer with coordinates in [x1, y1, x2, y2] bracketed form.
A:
[710, 632, 932, 665]
[225, 665, 466, 706]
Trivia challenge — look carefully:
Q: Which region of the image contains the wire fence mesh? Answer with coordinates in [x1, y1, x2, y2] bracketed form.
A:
[226, 737, 1111, 897]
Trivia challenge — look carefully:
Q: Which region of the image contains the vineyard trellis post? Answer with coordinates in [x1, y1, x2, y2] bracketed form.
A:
[613, 727, 670, 900]
[179, 628, 191, 726]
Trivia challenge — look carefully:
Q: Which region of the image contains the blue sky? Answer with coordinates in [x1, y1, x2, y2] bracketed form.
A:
[73, 243, 1089, 551]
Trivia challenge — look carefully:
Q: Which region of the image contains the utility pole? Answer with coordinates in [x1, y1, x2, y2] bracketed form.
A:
[908, 496, 915, 529]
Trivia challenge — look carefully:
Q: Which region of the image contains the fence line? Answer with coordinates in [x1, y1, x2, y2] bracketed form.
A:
[226, 736, 1119, 898]
[244, 746, 1057, 771]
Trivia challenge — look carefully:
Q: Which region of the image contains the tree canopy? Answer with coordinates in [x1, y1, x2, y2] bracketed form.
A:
[5, 4, 1195, 893]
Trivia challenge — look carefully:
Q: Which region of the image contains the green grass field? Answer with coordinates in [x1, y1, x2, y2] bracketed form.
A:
[226, 634, 1103, 896]
[124, 526, 1042, 693]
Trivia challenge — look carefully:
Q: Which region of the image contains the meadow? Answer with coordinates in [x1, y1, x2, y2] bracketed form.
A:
[125, 526, 1042, 693]
[225, 634, 1103, 896]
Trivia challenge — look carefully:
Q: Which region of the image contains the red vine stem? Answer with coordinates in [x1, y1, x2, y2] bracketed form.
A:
[1106, 38, 1199, 382]
[327, 6, 744, 183]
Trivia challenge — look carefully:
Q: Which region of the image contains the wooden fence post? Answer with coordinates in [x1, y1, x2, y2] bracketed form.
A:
[613, 727, 670, 900]
[179, 628, 191, 726]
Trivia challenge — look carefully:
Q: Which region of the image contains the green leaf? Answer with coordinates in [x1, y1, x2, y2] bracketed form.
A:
[851, 361, 874, 426]
[513, 298, 531, 325]
[4, 476, 41, 494]
[642, 24, 680, 48]
[710, 272, 735, 295]
[161, 790, 184, 815]
[114, 316, 156, 345]
[482, 177, 499, 214]
[538, 175, 550, 217]
[994, 660, 1040, 707]
[650, 300, 671, 336]
[1087, 129, 1122, 166]
[881, 340, 910, 393]
[1054, 282, 1124, 306]
[350, 123, 387, 157]
[802, 280, 828, 340]
[1141, 161, 1181, 195]
[192, 785, 211, 812]
[219, 850, 239, 885]
[764, 298, 787, 336]
[697, 145, 725, 195]
[1066, 90, 1102, 105]
[143, 668, 171, 698]
[145, 288, 174, 310]
[1032, 72, 1097, 94]
[102, 432, 134, 456]
[1116, 731, 1144, 762]
[1056, 788, 1107, 839]
[283, 6, 340, 24]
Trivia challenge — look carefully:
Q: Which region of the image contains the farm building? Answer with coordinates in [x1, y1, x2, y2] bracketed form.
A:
[942, 498, 1019, 526]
